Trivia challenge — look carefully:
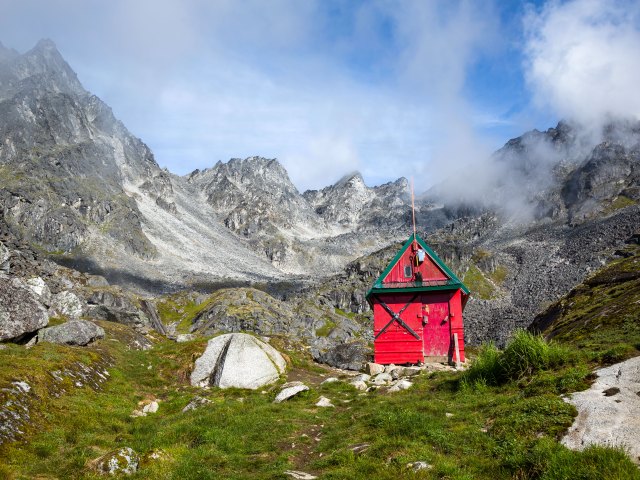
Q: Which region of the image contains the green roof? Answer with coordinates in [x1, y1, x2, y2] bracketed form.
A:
[365, 234, 470, 300]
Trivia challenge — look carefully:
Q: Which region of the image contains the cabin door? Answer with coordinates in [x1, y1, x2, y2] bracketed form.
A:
[421, 298, 450, 361]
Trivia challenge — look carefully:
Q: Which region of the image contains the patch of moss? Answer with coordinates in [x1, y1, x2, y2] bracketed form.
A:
[315, 319, 337, 337]
[603, 195, 637, 215]
[463, 263, 497, 300]
[488, 265, 509, 285]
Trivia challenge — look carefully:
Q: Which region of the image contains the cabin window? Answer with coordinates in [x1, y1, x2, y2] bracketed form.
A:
[403, 265, 412, 278]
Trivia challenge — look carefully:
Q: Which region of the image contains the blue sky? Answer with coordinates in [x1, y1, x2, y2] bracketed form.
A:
[1, 0, 639, 191]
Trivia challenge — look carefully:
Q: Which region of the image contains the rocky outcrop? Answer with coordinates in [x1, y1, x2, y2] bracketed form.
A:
[190, 333, 287, 389]
[38, 319, 104, 346]
[0, 277, 49, 341]
[562, 356, 640, 464]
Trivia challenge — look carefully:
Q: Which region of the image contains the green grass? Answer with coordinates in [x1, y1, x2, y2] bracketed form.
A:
[156, 293, 214, 334]
[1, 325, 638, 479]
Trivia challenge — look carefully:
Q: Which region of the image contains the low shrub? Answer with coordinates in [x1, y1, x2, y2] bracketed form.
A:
[463, 330, 572, 386]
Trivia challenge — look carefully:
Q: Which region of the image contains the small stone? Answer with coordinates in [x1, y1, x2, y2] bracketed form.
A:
[142, 401, 159, 414]
[284, 470, 317, 480]
[274, 384, 309, 403]
[349, 443, 370, 454]
[407, 461, 432, 471]
[352, 373, 371, 382]
[315, 396, 334, 408]
[388, 379, 413, 393]
[602, 387, 620, 396]
[175, 334, 196, 343]
[320, 377, 339, 385]
[384, 364, 397, 373]
[91, 447, 139, 476]
[371, 372, 393, 385]
[445, 412, 454, 418]
[365, 362, 385, 375]
[182, 396, 212, 412]
[350, 380, 368, 391]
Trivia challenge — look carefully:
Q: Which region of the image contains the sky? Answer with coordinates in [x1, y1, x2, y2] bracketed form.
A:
[1, 0, 639, 192]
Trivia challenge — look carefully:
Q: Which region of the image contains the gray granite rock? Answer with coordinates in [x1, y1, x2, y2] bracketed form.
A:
[0, 277, 49, 341]
[39, 320, 104, 346]
[51, 291, 84, 319]
[190, 333, 287, 389]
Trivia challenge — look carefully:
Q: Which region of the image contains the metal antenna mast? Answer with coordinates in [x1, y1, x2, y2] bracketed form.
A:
[411, 177, 417, 242]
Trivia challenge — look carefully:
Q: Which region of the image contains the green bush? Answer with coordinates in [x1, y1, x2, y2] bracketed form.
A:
[463, 330, 572, 386]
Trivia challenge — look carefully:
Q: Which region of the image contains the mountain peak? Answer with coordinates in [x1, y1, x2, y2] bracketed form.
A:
[34, 38, 58, 52]
[334, 171, 365, 189]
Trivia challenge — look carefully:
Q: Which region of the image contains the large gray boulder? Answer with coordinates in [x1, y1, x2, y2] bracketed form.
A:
[190, 333, 287, 389]
[39, 320, 104, 346]
[0, 277, 49, 341]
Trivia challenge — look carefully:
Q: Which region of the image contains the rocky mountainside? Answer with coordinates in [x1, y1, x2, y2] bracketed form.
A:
[305, 120, 640, 346]
[186, 159, 413, 274]
[0, 39, 639, 351]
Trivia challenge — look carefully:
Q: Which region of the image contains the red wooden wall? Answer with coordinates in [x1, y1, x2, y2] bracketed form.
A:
[372, 289, 466, 364]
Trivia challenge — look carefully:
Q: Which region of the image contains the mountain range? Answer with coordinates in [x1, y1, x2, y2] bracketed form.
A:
[1, 39, 639, 348]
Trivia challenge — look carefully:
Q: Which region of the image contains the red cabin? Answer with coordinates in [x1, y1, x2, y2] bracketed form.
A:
[366, 234, 469, 365]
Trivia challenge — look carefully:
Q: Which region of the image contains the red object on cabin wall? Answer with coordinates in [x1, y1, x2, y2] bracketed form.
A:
[366, 235, 469, 365]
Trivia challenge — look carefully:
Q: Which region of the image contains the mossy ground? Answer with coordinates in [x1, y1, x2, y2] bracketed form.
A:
[533, 244, 640, 363]
[1, 328, 638, 479]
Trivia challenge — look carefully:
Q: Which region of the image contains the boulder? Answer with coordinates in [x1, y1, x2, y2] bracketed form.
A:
[313, 341, 369, 371]
[51, 291, 84, 318]
[25, 277, 52, 306]
[0, 277, 49, 341]
[190, 333, 287, 389]
[91, 447, 139, 476]
[39, 320, 105, 346]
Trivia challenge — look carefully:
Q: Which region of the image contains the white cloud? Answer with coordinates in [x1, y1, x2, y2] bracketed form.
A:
[524, 0, 640, 128]
[1, 0, 511, 192]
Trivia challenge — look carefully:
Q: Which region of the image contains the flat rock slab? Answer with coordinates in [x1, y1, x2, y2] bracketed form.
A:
[562, 356, 640, 464]
[191, 333, 287, 389]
